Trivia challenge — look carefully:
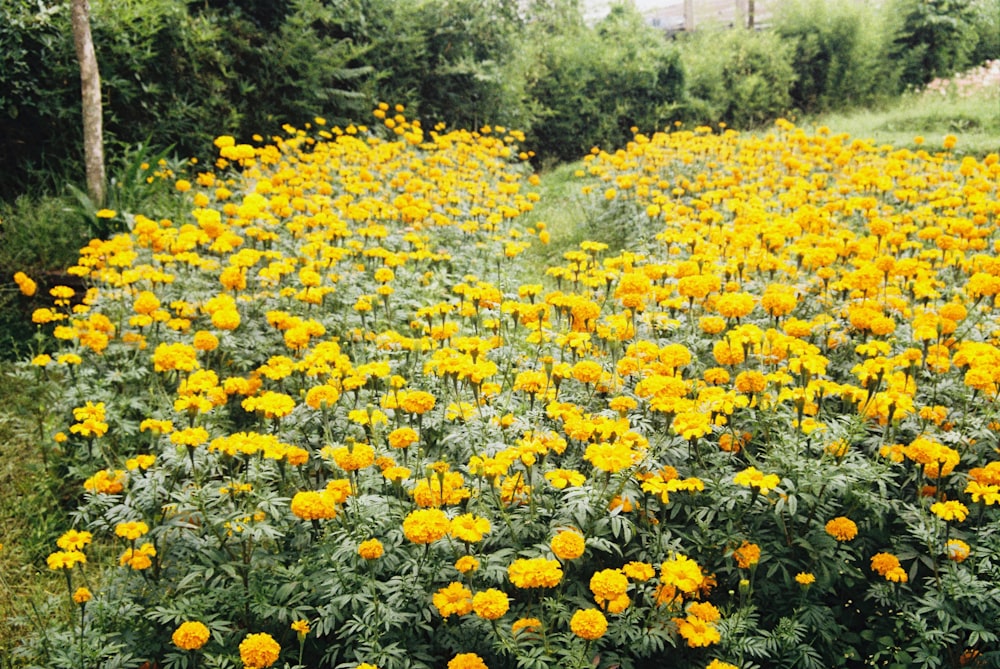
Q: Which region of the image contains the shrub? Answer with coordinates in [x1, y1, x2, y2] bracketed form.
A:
[772, 0, 894, 112]
[528, 3, 685, 163]
[679, 28, 797, 128]
[887, 0, 982, 88]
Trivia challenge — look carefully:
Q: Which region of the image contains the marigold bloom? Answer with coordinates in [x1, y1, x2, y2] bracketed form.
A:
[945, 539, 970, 562]
[239, 632, 281, 668]
[824, 517, 858, 541]
[659, 553, 704, 594]
[674, 614, 721, 647]
[450, 513, 490, 543]
[72, 587, 92, 604]
[795, 572, 816, 586]
[544, 468, 586, 489]
[930, 500, 968, 522]
[623, 561, 655, 582]
[570, 608, 608, 640]
[472, 588, 510, 620]
[871, 552, 907, 582]
[732, 540, 761, 568]
[290, 490, 336, 521]
[434, 582, 473, 618]
[47, 550, 87, 570]
[455, 555, 480, 573]
[57, 529, 93, 551]
[329, 442, 375, 471]
[358, 538, 384, 560]
[550, 529, 585, 560]
[508, 557, 563, 588]
[119, 542, 156, 570]
[115, 521, 149, 541]
[447, 653, 488, 669]
[733, 467, 780, 494]
[402, 508, 450, 544]
[590, 569, 629, 609]
[172, 621, 211, 651]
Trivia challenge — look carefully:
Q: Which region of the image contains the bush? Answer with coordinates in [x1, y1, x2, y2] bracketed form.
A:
[969, 0, 1000, 64]
[888, 0, 982, 88]
[772, 0, 894, 113]
[679, 28, 797, 128]
[528, 3, 685, 163]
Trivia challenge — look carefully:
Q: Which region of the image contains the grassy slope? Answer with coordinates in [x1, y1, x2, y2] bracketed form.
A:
[802, 86, 1000, 155]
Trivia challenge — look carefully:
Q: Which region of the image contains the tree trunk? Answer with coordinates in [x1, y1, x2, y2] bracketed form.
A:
[70, 0, 105, 206]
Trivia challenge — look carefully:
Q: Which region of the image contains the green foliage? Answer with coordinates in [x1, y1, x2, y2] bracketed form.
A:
[679, 27, 797, 128]
[969, 0, 1000, 64]
[887, 0, 982, 88]
[772, 0, 894, 113]
[527, 2, 685, 163]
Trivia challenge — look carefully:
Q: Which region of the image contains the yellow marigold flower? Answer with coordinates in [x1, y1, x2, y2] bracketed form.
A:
[455, 555, 480, 573]
[660, 553, 704, 594]
[674, 614, 721, 647]
[584, 441, 637, 473]
[945, 539, 970, 562]
[115, 521, 149, 541]
[590, 568, 629, 608]
[329, 442, 375, 471]
[447, 653, 488, 669]
[795, 572, 816, 586]
[95, 208, 117, 219]
[72, 587, 92, 604]
[172, 621, 211, 650]
[387, 427, 419, 449]
[870, 552, 907, 582]
[119, 542, 156, 570]
[13, 271, 37, 296]
[83, 469, 126, 494]
[930, 500, 968, 522]
[433, 582, 473, 618]
[687, 601, 721, 623]
[57, 529, 93, 551]
[508, 557, 563, 588]
[824, 517, 858, 541]
[47, 550, 87, 570]
[450, 513, 490, 543]
[733, 466, 781, 494]
[570, 608, 608, 640]
[192, 330, 219, 351]
[472, 588, 510, 620]
[732, 540, 761, 568]
[402, 508, 450, 544]
[550, 529, 585, 560]
[358, 538, 384, 560]
[290, 491, 336, 521]
[544, 468, 585, 489]
[291, 619, 310, 636]
[512, 617, 542, 636]
[239, 632, 281, 668]
[706, 661, 740, 669]
[623, 561, 655, 582]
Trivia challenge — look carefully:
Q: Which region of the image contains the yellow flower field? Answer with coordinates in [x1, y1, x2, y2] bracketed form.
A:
[14, 107, 1000, 669]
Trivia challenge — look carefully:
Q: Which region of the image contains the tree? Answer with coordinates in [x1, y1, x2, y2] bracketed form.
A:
[70, 0, 105, 205]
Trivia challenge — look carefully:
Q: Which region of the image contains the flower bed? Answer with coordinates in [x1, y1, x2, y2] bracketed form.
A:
[17, 111, 1000, 669]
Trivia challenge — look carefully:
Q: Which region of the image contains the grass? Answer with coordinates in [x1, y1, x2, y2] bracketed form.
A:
[802, 86, 1000, 155]
[0, 365, 71, 668]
